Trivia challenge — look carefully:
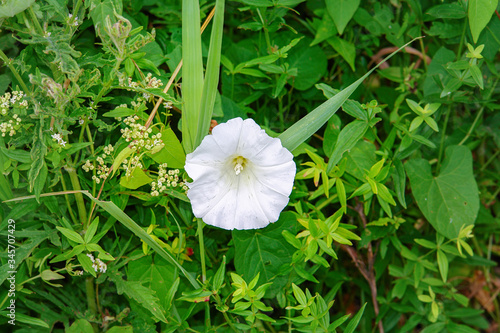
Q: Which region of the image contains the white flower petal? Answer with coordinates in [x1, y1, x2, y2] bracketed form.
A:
[185, 117, 296, 230]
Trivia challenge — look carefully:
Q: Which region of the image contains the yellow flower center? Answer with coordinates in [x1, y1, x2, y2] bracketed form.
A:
[233, 156, 247, 175]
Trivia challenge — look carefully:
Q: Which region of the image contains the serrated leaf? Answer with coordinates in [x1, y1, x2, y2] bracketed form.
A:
[0, 0, 34, 18]
[108, 269, 167, 323]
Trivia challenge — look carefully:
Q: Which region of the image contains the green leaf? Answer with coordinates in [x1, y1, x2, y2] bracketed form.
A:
[392, 158, 407, 208]
[182, 0, 204, 154]
[437, 250, 449, 282]
[0, 0, 35, 18]
[77, 253, 97, 277]
[426, 3, 467, 19]
[56, 226, 85, 244]
[280, 38, 420, 152]
[85, 217, 99, 244]
[282, 229, 301, 249]
[415, 238, 436, 249]
[440, 77, 463, 98]
[327, 36, 356, 71]
[311, 11, 338, 46]
[128, 253, 177, 311]
[232, 212, 297, 298]
[81, 191, 200, 289]
[406, 146, 479, 239]
[344, 302, 367, 333]
[112, 146, 134, 177]
[468, 0, 499, 43]
[213, 256, 226, 291]
[469, 64, 484, 89]
[108, 269, 167, 323]
[66, 319, 94, 333]
[149, 128, 186, 169]
[0, 147, 31, 163]
[0, 172, 13, 201]
[107, 327, 133, 333]
[120, 167, 153, 190]
[291, 283, 307, 306]
[33, 161, 48, 203]
[327, 120, 369, 173]
[326, 0, 361, 35]
[287, 39, 327, 91]
[194, 0, 225, 150]
[294, 264, 320, 283]
[420, 322, 446, 333]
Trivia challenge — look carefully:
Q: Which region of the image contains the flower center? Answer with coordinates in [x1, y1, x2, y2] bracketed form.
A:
[233, 156, 247, 176]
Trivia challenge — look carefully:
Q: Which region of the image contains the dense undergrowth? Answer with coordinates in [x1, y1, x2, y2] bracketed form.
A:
[0, 0, 499, 332]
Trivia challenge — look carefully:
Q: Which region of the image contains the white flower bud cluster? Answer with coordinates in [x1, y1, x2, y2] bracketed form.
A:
[0, 92, 27, 137]
[0, 114, 21, 137]
[150, 163, 188, 196]
[51, 133, 66, 147]
[123, 73, 163, 101]
[82, 144, 114, 184]
[82, 160, 94, 172]
[120, 116, 165, 153]
[0, 91, 27, 115]
[86, 253, 107, 274]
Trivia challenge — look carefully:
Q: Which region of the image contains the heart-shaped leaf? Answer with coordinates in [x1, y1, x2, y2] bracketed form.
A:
[405, 145, 479, 239]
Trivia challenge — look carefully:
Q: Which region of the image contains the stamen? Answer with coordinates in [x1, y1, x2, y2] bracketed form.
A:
[234, 156, 245, 175]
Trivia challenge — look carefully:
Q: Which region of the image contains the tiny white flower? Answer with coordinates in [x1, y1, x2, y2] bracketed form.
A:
[185, 117, 296, 230]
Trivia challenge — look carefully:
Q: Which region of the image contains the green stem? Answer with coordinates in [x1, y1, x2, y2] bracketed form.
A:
[27, 7, 44, 35]
[85, 124, 97, 197]
[65, 165, 88, 228]
[436, 104, 452, 174]
[197, 218, 210, 330]
[60, 171, 79, 225]
[456, 7, 468, 61]
[256, 8, 271, 53]
[458, 77, 499, 146]
[85, 277, 98, 332]
[94, 60, 123, 106]
[418, 37, 428, 73]
[213, 294, 239, 332]
[0, 49, 30, 94]
[197, 218, 207, 283]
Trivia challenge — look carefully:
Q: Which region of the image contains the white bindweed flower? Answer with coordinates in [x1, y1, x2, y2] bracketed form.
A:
[185, 117, 296, 230]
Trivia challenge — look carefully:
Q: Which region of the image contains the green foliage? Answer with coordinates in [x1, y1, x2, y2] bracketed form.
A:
[0, 0, 499, 332]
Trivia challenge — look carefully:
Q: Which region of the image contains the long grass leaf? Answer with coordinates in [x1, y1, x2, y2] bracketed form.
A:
[81, 191, 201, 289]
[279, 38, 422, 152]
[182, 0, 204, 154]
[3, 191, 201, 289]
[195, 0, 225, 149]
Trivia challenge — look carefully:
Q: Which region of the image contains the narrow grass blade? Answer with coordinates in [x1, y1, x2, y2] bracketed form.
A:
[279, 37, 422, 152]
[195, 0, 225, 149]
[182, 0, 204, 154]
[344, 302, 367, 333]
